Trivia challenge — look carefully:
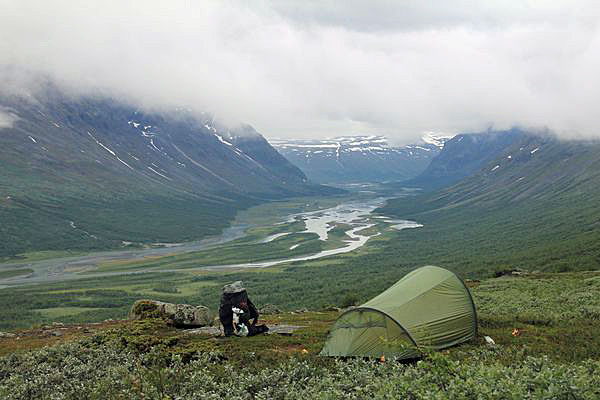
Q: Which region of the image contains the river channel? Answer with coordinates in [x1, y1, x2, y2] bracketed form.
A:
[0, 195, 422, 288]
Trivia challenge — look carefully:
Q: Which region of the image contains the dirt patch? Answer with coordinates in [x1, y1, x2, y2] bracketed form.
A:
[0, 320, 126, 356]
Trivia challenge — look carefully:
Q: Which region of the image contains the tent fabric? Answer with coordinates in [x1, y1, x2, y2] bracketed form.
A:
[320, 266, 477, 358]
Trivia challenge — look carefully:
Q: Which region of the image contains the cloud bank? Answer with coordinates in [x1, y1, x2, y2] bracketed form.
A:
[0, 111, 17, 129]
[1, 1, 599, 142]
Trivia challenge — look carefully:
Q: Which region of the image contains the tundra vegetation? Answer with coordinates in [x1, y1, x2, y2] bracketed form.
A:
[2, 183, 600, 397]
[1, 271, 599, 399]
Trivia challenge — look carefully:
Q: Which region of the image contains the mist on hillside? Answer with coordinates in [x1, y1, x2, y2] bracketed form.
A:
[1, 1, 599, 142]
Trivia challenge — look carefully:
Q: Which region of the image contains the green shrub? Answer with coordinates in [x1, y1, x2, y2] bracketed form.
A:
[1, 340, 599, 400]
[340, 293, 360, 308]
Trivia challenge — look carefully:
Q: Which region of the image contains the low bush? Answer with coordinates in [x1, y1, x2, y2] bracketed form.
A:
[340, 293, 360, 308]
[1, 340, 598, 399]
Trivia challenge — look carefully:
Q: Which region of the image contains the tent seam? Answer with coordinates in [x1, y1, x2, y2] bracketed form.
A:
[458, 277, 478, 337]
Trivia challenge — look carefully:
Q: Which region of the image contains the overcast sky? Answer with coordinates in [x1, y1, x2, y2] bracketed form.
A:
[1, 1, 599, 143]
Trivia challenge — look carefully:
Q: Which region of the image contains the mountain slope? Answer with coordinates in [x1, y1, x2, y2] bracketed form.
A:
[269, 135, 449, 183]
[403, 129, 525, 190]
[379, 132, 600, 273]
[0, 89, 331, 257]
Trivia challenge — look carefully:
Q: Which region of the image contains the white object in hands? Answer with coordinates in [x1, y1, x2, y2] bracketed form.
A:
[232, 307, 248, 336]
[484, 336, 496, 345]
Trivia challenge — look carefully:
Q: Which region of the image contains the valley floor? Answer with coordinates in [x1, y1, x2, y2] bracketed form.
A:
[0, 193, 384, 287]
[0, 191, 424, 330]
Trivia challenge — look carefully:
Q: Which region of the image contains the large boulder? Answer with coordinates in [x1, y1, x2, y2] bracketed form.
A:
[129, 300, 212, 327]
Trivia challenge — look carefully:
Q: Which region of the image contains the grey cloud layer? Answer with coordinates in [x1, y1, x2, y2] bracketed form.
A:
[1, 1, 599, 142]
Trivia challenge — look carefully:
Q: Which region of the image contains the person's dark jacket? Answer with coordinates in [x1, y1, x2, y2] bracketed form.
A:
[219, 289, 258, 336]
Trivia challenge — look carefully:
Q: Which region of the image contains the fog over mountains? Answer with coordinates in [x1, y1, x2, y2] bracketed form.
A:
[2, 1, 599, 141]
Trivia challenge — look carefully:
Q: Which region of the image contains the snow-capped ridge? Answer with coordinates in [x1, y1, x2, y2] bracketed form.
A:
[421, 132, 455, 149]
[271, 135, 443, 183]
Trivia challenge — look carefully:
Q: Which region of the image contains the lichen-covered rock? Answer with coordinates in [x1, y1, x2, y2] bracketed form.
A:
[129, 300, 212, 327]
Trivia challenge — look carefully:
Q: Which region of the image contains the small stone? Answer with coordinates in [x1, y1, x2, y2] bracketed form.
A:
[0, 332, 16, 338]
[186, 326, 222, 336]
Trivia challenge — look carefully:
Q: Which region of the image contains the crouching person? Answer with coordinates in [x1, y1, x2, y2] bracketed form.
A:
[219, 281, 269, 337]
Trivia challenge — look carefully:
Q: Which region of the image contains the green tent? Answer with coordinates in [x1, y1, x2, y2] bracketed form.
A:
[320, 266, 477, 359]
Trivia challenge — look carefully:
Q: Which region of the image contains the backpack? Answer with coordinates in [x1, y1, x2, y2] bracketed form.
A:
[218, 281, 268, 336]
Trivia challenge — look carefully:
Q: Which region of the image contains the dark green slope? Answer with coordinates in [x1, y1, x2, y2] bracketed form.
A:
[0, 89, 333, 257]
[379, 133, 600, 274]
[401, 129, 525, 190]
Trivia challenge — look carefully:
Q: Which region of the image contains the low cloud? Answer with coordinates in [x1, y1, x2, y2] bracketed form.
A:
[0, 108, 18, 129]
[1, 1, 599, 142]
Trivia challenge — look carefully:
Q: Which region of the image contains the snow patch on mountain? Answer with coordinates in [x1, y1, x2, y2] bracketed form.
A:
[270, 134, 448, 183]
[270, 134, 450, 160]
[87, 131, 134, 170]
[421, 132, 455, 148]
[147, 166, 171, 180]
[214, 133, 233, 146]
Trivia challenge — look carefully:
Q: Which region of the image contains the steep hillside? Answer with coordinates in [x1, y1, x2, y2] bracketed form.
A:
[269, 134, 450, 183]
[403, 129, 525, 190]
[379, 132, 600, 273]
[0, 88, 332, 257]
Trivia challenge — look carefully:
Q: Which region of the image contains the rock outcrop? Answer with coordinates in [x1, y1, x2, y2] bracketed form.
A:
[129, 300, 212, 327]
